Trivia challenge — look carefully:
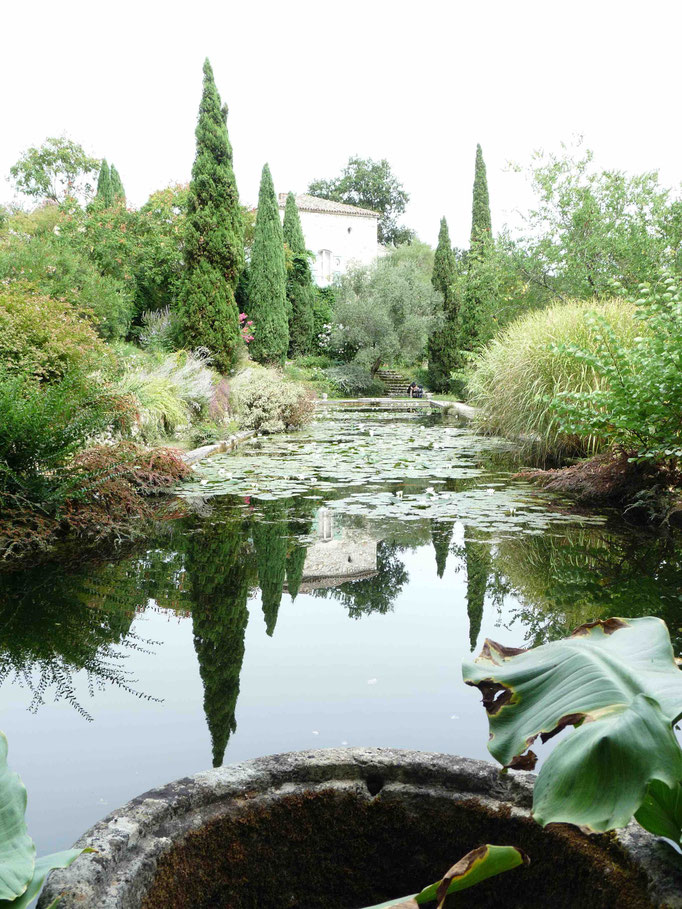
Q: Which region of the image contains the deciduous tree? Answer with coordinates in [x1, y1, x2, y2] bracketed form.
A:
[10, 137, 100, 204]
[308, 156, 411, 245]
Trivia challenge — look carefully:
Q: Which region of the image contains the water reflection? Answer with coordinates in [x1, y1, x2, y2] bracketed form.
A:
[2, 505, 682, 753]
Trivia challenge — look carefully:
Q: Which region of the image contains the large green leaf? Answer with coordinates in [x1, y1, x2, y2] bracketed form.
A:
[635, 779, 682, 842]
[362, 844, 528, 908]
[463, 617, 682, 833]
[0, 849, 84, 909]
[0, 732, 34, 901]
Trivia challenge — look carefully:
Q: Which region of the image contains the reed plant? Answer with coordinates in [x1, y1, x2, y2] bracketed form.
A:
[469, 298, 639, 460]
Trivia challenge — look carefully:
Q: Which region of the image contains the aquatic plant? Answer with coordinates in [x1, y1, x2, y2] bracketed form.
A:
[362, 844, 528, 908]
[0, 731, 86, 907]
[464, 616, 682, 841]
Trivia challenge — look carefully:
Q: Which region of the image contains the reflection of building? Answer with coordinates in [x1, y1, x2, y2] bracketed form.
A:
[277, 194, 380, 287]
[293, 508, 378, 592]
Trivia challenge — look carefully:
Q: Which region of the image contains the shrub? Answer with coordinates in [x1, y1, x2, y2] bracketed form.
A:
[469, 297, 639, 459]
[137, 306, 176, 351]
[0, 284, 112, 383]
[117, 349, 217, 440]
[0, 369, 132, 505]
[322, 365, 386, 397]
[550, 277, 682, 462]
[231, 367, 315, 433]
[0, 231, 134, 340]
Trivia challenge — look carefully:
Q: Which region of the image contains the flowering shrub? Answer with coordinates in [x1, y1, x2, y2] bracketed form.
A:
[231, 367, 315, 433]
[239, 312, 254, 344]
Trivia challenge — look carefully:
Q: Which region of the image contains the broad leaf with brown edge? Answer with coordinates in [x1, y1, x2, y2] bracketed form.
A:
[463, 616, 682, 833]
[361, 844, 528, 908]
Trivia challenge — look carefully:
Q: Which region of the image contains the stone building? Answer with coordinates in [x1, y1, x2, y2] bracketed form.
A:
[278, 193, 380, 287]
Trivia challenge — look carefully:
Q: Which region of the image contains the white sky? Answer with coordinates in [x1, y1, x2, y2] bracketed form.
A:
[1, 0, 681, 248]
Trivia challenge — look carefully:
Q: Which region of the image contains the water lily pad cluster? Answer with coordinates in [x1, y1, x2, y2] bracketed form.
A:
[179, 407, 604, 539]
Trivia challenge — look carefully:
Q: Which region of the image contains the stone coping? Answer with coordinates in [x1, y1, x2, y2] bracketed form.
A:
[38, 748, 682, 908]
[182, 430, 257, 466]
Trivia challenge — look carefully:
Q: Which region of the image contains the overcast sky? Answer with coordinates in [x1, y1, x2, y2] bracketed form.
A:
[2, 0, 681, 247]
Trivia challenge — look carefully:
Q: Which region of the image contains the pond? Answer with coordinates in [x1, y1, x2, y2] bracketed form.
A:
[2, 403, 681, 862]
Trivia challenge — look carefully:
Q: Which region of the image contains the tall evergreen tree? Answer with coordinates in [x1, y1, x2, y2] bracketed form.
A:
[186, 516, 252, 767]
[95, 159, 113, 206]
[176, 58, 244, 373]
[283, 192, 315, 356]
[427, 217, 460, 390]
[430, 520, 454, 579]
[109, 164, 125, 203]
[470, 144, 492, 248]
[247, 164, 289, 365]
[464, 532, 491, 651]
[253, 501, 289, 635]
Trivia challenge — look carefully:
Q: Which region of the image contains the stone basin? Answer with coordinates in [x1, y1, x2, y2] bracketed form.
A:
[38, 748, 682, 908]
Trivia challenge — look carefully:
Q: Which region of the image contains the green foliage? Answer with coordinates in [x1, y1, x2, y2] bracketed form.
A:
[363, 844, 528, 908]
[283, 193, 315, 356]
[427, 218, 458, 390]
[0, 730, 83, 906]
[95, 159, 113, 206]
[231, 367, 315, 433]
[470, 144, 492, 248]
[248, 164, 289, 365]
[464, 617, 682, 839]
[0, 228, 134, 341]
[312, 287, 334, 352]
[549, 277, 682, 462]
[0, 284, 112, 382]
[9, 136, 99, 203]
[110, 164, 125, 203]
[177, 59, 244, 372]
[186, 516, 250, 766]
[331, 245, 442, 375]
[515, 142, 682, 299]
[322, 365, 386, 397]
[308, 156, 411, 246]
[469, 297, 640, 459]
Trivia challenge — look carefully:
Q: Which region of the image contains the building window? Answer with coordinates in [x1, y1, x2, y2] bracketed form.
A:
[319, 249, 332, 282]
[335, 256, 341, 267]
[347, 226, 352, 234]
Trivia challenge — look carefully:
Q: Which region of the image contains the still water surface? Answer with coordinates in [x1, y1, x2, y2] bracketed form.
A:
[1, 405, 681, 858]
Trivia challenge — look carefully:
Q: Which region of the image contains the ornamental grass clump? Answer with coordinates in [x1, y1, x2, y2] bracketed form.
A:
[469, 297, 639, 460]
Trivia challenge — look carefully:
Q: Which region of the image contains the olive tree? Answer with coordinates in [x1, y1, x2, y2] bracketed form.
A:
[330, 242, 442, 375]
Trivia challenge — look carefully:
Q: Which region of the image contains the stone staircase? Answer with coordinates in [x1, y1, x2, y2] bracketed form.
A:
[376, 368, 429, 398]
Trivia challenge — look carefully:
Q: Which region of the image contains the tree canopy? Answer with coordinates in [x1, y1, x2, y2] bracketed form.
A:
[10, 137, 100, 203]
[308, 156, 412, 245]
[283, 192, 315, 356]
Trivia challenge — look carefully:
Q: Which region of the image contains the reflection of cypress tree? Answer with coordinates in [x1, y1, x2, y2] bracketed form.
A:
[185, 517, 251, 767]
[464, 532, 491, 651]
[430, 520, 454, 579]
[285, 499, 314, 600]
[253, 501, 290, 635]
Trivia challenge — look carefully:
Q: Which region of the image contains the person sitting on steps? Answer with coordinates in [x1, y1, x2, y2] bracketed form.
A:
[407, 381, 424, 399]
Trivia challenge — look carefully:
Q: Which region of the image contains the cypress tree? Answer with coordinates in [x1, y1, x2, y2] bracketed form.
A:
[430, 520, 454, 579]
[96, 159, 113, 206]
[177, 58, 244, 373]
[186, 517, 251, 767]
[283, 192, 315, 356]
[470, 144, 492, 248]
[253, 501, 289, 635]
[464, 533, 491, 651]
[110, 164, 125, 203]
[248, 164, 289, 365]
[427, 217, 460, 391]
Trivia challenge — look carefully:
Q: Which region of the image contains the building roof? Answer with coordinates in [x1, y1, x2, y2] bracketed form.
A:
[278, 192, 379, 219]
